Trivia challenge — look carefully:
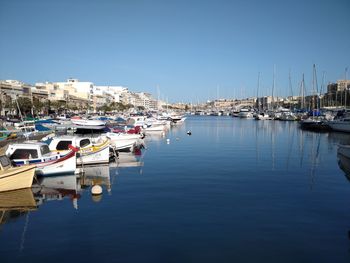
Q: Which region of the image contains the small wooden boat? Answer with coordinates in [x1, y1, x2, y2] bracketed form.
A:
[0, 155, 36, 192]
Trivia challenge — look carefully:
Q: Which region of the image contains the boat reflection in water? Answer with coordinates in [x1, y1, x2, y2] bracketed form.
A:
[117, 152, 144, 168]
[0, 188, 37, 226]
[337, 144, 350, 181]
[32, 174, 81, 209]
[80, 165, 111, 202]
[143, 130, 166, 146]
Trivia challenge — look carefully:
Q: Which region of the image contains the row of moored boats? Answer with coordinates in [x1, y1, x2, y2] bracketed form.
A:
[0, 112, 186, 192]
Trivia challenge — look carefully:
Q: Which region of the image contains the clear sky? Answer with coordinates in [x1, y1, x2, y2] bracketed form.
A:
[0, 0, 349, 103]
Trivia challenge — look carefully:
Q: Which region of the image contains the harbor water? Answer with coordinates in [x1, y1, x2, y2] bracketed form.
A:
[1, 116, 350, 262]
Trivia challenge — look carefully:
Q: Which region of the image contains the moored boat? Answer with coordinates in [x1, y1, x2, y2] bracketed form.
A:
[255, 112, 273, 120]
[71, 118, 106, 127]
[48, 136, 111, 165]
[0, 155, 36, 192]
[238, 108, 254, 118]
[105, 132, 143, 151]
[299, 117, 331, 131]
[6, 142, 78, 176]
[327, 117, 350, 133]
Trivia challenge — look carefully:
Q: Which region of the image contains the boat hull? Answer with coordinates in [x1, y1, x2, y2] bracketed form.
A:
[77, 145, 110, 165]
[13, 150, 77, 177]
[71, 119, 106, 126]
[105, 133, 141, 151]
[0, 165, 36, 192]
[328, 121, 350, 133]
[299, 119, 331, 131]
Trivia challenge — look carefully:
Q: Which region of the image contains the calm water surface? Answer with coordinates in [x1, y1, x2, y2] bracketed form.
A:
[1, 116, 350, 262]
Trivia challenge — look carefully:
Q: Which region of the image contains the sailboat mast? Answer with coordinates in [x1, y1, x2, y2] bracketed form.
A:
[300, 73, 305, 110]
[257, 72, 260, 112]
[320, 71, 325, 108]
[312, 64, 319, 112]
[272, 65, 275, 110]
[345, 67, 348, 110]
[289, 69, 293, 110]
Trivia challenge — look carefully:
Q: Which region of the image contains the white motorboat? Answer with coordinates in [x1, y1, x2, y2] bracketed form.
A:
[104, 132, 142, 151]
[143, 123, 167, 132]
[255, 112, 273, 120]
[327, 117, 350, 133]
[238, 108, 254, 118]
[6, 142, 78, 176]
[279, 111, 298, 121]
[126, 116, 147, 127]
[48, 136, 110, 165]
[71, 118, 106, 127]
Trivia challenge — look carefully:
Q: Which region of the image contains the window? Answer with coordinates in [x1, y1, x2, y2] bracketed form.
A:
[0, 155, 11, 168]
[80, 139, 91, 148]
[11, 149, 38, 159]
[56, 141, 72, 150]
[40, 145, 51, 155]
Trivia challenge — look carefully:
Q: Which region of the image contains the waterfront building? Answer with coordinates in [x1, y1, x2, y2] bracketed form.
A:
[54, 78, 93, 102]
[93, 85, 129, 103]
[323, 80, 350, 107]
[35, 82, 65, 101]
[214, 99, 234, 109]
[256, 96, 285, 110]
[336, 80, 350, 91]
[0, 80, 29, 115]
[36, 79, 94, 112]
[123, 92, 158, 110]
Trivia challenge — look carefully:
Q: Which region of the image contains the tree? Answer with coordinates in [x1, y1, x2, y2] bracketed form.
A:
[97, 104, 112, 113]
[50, 100, 66, 112]
[136, 106, 145, 111]
[33, 97, 45, 114]
[16, 97, 32, 115]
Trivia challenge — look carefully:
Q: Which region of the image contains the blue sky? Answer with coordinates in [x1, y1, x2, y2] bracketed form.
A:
[0, 0, 349, 102]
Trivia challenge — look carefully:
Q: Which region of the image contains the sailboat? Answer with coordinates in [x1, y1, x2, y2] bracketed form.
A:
[255, 72, 273, 120]
[299, 65, 331, 131]
[279, 70, 298, 121]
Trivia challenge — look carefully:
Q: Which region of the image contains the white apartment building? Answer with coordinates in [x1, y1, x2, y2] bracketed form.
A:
[36, 78, 93, 101]
[55, 78, 93, 101]
[337, 80, 350, 91]
[126, 92, 157, 110]
[93, 85, 129, 103]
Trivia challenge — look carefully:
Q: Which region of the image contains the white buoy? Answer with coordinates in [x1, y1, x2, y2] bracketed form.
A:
[166, 138, 170, 144]
[91, 185, 103, 195]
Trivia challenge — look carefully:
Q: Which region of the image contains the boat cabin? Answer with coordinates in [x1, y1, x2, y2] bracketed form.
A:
[48, 136, 94, 151]
[14, 121, 36, 133]
[6, 142, 52, 160]
[0, 155, 12, 171]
